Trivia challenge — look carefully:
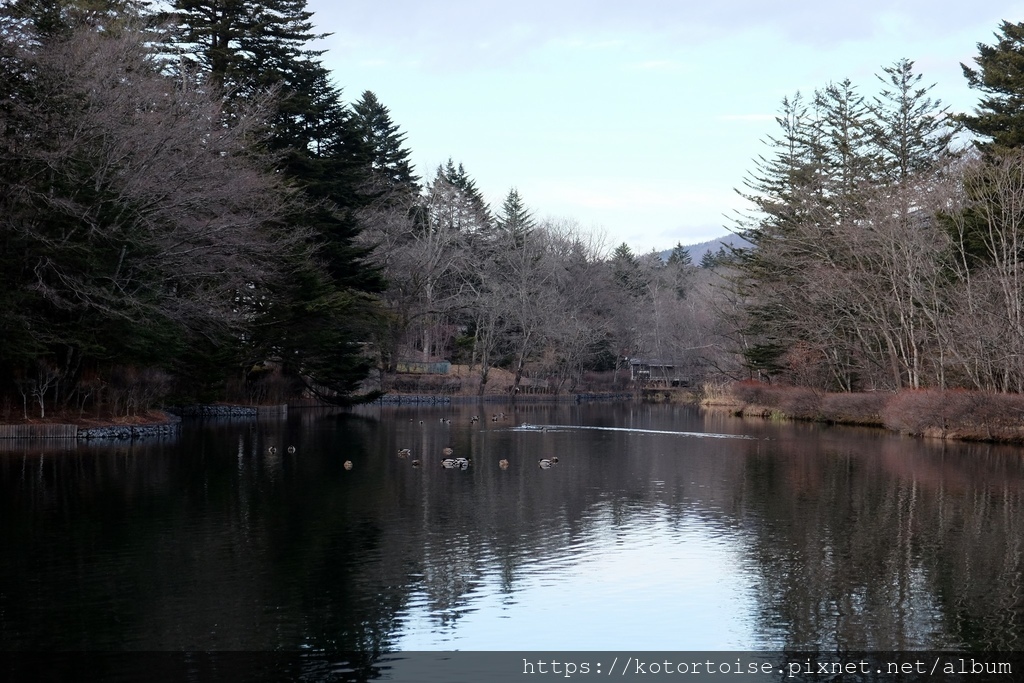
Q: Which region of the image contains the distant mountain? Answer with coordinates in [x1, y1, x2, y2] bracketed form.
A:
[659, 232, 750, 265]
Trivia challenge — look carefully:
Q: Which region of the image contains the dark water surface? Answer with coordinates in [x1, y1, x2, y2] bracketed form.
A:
[2, 402, 1023, 652]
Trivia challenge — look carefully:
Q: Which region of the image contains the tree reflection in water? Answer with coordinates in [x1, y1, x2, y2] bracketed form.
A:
[1, 403, 1023, 651]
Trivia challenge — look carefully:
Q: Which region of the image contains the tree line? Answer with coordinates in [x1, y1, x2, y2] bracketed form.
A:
[6, 0, 1024, 419]
[726, 23, 1024, 394]
[0, 0, 722, 419]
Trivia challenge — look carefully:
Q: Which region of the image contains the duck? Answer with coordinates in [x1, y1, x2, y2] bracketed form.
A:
[441, 458, 457, 468]
[538, 459, 553, 469]
[550, 456, 559, 463]
[411, 459, 421, 467]
[454, 457, 469, 467]
[343, 460, 353, 470]
[498, 459, 510, 469]
[442, 447, 454, 456]
[286, 445, 296, 454]
[470, 415, 479, 423]
[267, 446, 278, 454]
[398, 448, 411, 458]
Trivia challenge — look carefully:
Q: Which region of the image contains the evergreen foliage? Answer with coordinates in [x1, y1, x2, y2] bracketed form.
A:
[166, 0, 386, 403]
[440, 158, 491, 222]
[960, 21, 1024, 154]
[732, 62, 959, 387]
[0, 4, 302, 410]
[496, 188, 535, 247]
[351, 90, 420, 197]
[871, 58, 957, 182]
[667, 242, 693, 268]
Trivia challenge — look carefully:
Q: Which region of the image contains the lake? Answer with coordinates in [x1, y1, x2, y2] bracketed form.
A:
[2, 401, 1023, 662]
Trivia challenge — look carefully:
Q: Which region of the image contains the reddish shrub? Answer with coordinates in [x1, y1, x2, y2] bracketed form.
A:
[882, 389, 1024, 441]
[730, 380, 776, 407]
[820, 392, 888, 426]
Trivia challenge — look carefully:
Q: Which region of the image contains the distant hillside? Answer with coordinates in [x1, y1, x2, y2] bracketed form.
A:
[659, 232, 750, 265]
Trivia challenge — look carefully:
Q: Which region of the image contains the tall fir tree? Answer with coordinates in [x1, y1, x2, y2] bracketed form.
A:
[351, 90, 419, 198]
[440, 158, 491, 222]
[731, 93, 824, 379]
[960, 21, 1024, 154]
[495, 188, 534, 247]
[816, 79, 877, 223]
[870, 58, 957, 182]
[166, 0, 386, 403]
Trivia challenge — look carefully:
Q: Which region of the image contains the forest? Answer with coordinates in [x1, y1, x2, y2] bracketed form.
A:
[3, 0, 1024, 421]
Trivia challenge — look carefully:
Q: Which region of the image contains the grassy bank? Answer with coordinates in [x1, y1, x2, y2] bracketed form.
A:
[703, 381, 1024, 443]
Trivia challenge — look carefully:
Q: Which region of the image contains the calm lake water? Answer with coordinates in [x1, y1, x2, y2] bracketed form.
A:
[2, 401, 1024, 656]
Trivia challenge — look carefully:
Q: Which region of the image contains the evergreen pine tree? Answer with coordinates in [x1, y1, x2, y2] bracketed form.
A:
[666, 242, 693, 298]
[440, 158, 491, 222]
[731, 93, 824, 378]
[610, 243, 647, 297]
[960, 21, 1024, 154]
[351, 90, 419, 197]
[496, 188, 534, 247]
[667, 242, 692, 268]
[167, 0, 386, 403]
[816, 79, 878, 221]
[870, 58, 957, 182]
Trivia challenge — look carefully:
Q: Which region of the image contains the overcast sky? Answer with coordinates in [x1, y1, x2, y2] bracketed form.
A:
[306, 1, 1024, 253]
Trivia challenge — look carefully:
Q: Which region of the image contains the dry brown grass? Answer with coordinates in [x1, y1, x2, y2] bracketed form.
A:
[709, 382, 1024, 442]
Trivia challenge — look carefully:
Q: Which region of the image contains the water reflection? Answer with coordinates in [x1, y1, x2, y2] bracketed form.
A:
[0, 403, 1023, 652]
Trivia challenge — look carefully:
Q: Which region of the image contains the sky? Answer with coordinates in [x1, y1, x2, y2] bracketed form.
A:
[306, 0, 1024, 254]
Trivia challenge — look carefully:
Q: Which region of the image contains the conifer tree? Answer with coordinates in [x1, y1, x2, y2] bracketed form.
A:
[870, 58, 957, 182]
[0, 6, 302, 408]
[610, 243, 646, 297]
[440, 158, 490, 222]
[666, 243, 694, 298]
[816, 79, 877, 222]
[496, 188, 534, 247]
[731, 93, 823, 380]
[166, 0, 385, 403]
[960, 21, 1024, 154]
[667, 242, 692, 268]
[351, 90, 419, 197]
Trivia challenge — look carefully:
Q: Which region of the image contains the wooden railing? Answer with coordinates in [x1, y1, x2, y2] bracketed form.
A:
[0, 423, 78, 439]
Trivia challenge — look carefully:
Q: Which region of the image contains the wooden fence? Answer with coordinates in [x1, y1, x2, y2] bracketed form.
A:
[255, 404, 288, 417]
[0, 423, 78, 439]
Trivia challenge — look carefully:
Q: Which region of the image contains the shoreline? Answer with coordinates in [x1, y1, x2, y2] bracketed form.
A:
[11, 385, 1021, 447]
[705, 383, 1024, 445]
[0, 411, 183, 441]
[0, 392, 638, 440]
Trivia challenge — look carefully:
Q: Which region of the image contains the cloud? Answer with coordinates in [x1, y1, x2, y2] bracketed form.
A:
[308, 0, 1019, 73]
